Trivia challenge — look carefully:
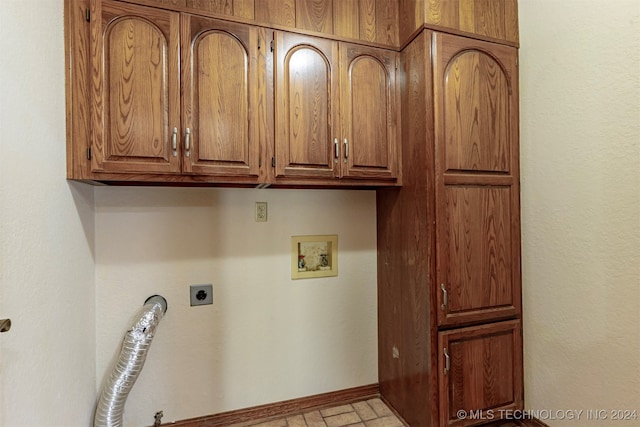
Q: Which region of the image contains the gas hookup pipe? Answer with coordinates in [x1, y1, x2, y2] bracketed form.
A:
[93, 295, 168, 427]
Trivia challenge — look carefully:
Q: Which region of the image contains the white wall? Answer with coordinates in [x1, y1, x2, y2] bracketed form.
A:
[94, 187, 378, 426]
[0, 1, 97, 426]
[520, 1, 640, 425]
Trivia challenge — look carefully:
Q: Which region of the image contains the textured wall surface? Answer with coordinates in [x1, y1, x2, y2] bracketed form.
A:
[520, 1, 640, 425]
[0, 1, 97, 426]
[94, 187, 378, 426]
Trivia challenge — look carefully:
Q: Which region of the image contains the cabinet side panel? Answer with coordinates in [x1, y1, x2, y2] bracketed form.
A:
[66, 0, 91, 179]
[377, 30, 436, 427]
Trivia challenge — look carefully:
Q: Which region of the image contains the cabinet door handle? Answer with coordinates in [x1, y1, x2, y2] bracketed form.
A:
[343, 138, 349, 162]
[440, 283, 448, 310]
[185, 128, 191, 158]
[443, 348, 450, 375]
[171, 127, 178, 157]
[334, 137, 339, 159]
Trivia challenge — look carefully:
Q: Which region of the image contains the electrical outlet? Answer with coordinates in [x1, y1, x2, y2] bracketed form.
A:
[190, 284, 213, 306]
[255, 202, 268, 222]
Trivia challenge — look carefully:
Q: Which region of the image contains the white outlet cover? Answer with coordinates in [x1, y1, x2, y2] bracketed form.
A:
[255, 202, 268, 222]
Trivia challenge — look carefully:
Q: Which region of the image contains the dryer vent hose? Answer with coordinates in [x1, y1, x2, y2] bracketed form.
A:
[93, 295, 167, 427]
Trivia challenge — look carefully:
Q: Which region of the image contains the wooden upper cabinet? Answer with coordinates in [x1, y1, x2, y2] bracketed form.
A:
[71, 1, 402, 185]
[274, 32, 399, 182]
[182, 15, 261, 177]
[90, 1, 264, 179]
[434, 32, 520, 326]
[438, 320, 523, 427]
[340, 43, 398, 180]
[91, 0, 181, 174]
[274, 32, 340, 179]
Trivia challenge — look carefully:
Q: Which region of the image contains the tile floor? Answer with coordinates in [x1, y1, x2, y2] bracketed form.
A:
[229, 398, 407, 427]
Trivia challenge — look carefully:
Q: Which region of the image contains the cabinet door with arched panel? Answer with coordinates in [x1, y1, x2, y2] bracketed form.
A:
[90, 0, 180, 174]
[182, 15, 263, 178]
[274, 32, 340, 180]
[340, 44, 399, 181]
[436, 35, 517, 175]
[434, 32, 521, 327]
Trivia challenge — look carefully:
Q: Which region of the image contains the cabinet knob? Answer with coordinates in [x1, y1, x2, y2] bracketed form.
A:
[334, 137, 339, 160]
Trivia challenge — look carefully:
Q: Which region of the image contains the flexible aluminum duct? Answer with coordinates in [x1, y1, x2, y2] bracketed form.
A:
[94, 295, 168, 427]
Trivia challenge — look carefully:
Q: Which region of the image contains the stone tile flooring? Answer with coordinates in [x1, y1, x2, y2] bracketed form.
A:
[230, 398, 407, 427]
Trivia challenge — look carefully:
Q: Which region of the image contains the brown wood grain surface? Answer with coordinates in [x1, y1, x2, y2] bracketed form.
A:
[255, 0, 295, 27]
[65, 0, 92, 179]
[182, 16, 261, 177]
[333, 0, 359, 39]
[359, 0, 377, 42]
[274, 32, 339, 179]
[443, 48, 510, 173]
[296, 0, 333, 33]
[186, 0, 232, 14]
[443, 186, 513, 314]
[438, 320, 523, 427]
[91, 0, 181, 174]
[377, 28, 521, 427]
[426, 0, 519, 44]
[92, 0, 517, 48]
[233, 0, 254, 19]
[433, 32, 521, 327]
[375, 0, 399, 45]
[377, 30, 437, 427]
[340, 44, 399, 181]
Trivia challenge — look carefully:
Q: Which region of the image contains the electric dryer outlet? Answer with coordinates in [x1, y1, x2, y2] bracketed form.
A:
[190, 284, 213, 306]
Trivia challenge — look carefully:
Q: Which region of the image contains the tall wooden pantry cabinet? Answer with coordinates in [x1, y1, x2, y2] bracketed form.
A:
[377, 3, 523, 427]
